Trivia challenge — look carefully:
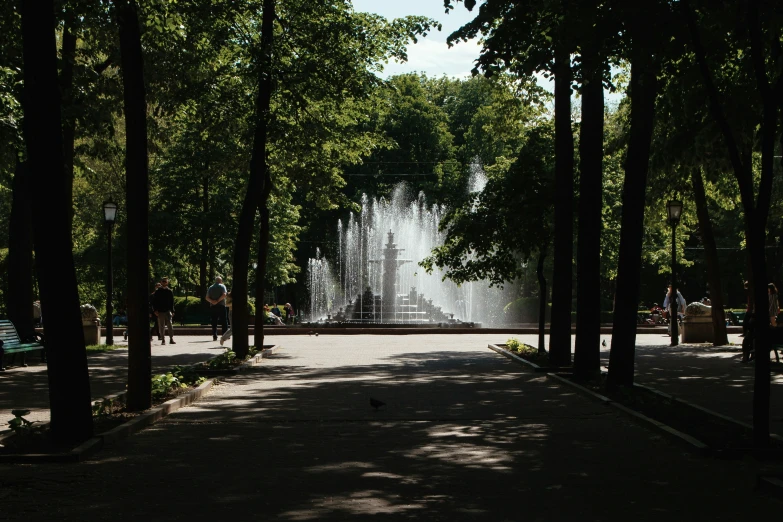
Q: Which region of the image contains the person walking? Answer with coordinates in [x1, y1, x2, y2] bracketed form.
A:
[663, 284, 686, 335]
[153, 277, 176, 345]
[220, 291, 233, 346]
[769, 283, 780, 327]
[206, 276, 228, 341]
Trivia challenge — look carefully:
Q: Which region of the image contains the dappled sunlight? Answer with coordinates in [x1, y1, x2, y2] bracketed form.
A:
[400, 441, 518, 472]
[281, 489, 426, 520]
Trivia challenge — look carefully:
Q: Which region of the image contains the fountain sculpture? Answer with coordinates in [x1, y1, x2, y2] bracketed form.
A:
[306, 179, 517, 326]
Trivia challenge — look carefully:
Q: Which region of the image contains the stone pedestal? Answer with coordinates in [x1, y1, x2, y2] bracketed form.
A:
[682, 302, 714, 343]
[83, 319, 100, 345]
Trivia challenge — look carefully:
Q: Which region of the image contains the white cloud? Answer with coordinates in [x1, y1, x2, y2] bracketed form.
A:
[380, 37, 482, 79]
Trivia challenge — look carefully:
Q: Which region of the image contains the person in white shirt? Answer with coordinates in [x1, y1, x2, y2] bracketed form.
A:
[663, 285, 686, 334]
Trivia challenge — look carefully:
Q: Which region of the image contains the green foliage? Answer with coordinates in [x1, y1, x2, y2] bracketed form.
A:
[505, 338, 550, 365]
[150, 364, 207, 401]
[150, 372, 187, 401]
[92, 397, 116, 417]
[205, 349, 237, 370]
[421, 121, 555, 286]
[506, 338, 521, 351]
[85, 344, 120, 354]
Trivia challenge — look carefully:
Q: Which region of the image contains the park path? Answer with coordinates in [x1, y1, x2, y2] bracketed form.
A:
[1, 334, 780, 521]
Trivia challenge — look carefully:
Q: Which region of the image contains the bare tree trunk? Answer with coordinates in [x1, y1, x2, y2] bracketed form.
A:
[21, 0, 93, 445]
[232, 0, 275, 360]
[607, 41, 659, 388]
[7, 159, 35, 340]
[536, 250, 547, 354]
[255, 200, 271, 348]
[691, 166, 729, 345]
[548, 43, 575, 367]
[117, 0, 151, 411]
[574, 45, 604, 380]
[199, 176, 209, 298]
[60, 14, 77, 237]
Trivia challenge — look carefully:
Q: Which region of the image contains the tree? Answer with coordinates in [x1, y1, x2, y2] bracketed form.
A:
[444, 0, 578, 366]
[21, 0, 93, 445]
[606, 1, 676, 388]
[116, 0, 151, 411]
[573, 1, 609, 379]
[422, 123, 556, 352]
[684, 0, 783, 446]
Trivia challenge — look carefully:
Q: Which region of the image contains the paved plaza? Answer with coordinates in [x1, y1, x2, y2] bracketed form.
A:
[2, 333, 783, 520]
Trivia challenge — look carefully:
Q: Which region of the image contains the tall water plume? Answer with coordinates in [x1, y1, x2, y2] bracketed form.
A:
[306, 176, 516, 325]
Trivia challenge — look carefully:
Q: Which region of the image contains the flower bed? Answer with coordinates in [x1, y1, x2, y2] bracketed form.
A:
[0, 369, 210, 458]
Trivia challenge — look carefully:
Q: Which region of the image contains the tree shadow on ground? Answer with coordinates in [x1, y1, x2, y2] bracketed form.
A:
[1, 348, 775, 521]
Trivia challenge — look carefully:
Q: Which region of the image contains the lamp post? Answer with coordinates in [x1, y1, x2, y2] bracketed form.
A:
[103, 201, 118, 346]
[667, 200, 683, 347]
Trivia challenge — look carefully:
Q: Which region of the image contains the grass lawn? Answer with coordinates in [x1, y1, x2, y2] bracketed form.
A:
[85, 344, 122, 354]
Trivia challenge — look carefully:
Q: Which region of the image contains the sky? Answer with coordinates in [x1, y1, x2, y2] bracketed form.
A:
[352, 0, 483, 79]
[351, 0, 625, 105]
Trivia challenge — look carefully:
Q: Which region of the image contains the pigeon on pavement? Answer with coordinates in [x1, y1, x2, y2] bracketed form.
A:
[370, 397, 386, 410]
[601, 339, 607, 347]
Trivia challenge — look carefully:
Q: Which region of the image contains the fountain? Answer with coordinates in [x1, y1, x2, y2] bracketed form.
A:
[306, 178, 517, 327]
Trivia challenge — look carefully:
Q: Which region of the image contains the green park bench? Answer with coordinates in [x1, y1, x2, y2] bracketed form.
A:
[0, 319, 45, 371]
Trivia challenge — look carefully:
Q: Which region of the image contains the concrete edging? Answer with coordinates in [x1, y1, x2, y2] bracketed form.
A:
[0, 378, 216, 463]
[488, 343, 549, 372]
[487, 343, 711, 454]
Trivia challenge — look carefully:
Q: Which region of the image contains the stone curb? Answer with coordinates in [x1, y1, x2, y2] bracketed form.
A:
[487, 343, 711, 455]
[197, 345, 281, 376]
[758, 476, 783, 499]
[0, 379, 216, 463]
[488, 343, 573, 373]
[546, 373, 711, 455]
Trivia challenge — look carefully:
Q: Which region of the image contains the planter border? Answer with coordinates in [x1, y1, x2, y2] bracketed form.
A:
[488, 343, 573, 373]
[488, 343, 710, 454]
[0, 378, 216, 463]
[196, 344, 280, 376]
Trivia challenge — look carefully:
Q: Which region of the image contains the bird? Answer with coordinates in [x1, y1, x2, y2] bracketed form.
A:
[315, 333, 319, 337]
[370, 397, 386, 410]
[601, 340, 607, 347]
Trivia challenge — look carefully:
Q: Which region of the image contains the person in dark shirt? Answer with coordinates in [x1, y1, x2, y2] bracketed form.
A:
[153, 277, 176, 345]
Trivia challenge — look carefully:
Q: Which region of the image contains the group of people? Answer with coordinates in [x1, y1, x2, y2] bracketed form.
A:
[124, 275, 294, 346]
[264, 302, 294, 326]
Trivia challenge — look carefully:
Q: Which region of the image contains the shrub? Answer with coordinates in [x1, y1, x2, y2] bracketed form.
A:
[173, 296, 254, 322]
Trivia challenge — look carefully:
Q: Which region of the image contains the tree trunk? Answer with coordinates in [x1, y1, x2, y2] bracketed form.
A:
[607, 47, 659, 388]
[199, 176, 209, 298]
[537, 250, 547, 354]
[691, 166, 728, 345]
[117, 0, 151, 412]
[232, 0, 275, 360]
[255, 200, 271, 348]
[60, 13, 77, 237]
[7, 159, 35, 340]
[21, 0, 93, 446]
[548, 43, 575, 367]
[573, 49, 604, 380]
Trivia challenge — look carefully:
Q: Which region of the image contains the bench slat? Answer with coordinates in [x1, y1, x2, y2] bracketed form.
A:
[2, 345, 44, 354]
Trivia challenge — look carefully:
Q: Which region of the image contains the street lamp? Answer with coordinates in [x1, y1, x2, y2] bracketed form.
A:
[667, 200, 683, 346]
[103, 201, 118, 346]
